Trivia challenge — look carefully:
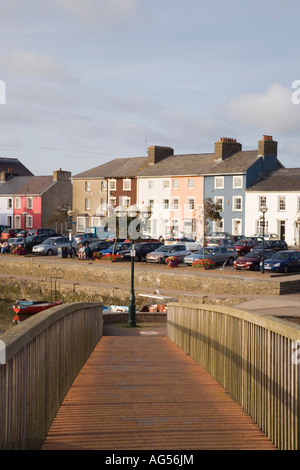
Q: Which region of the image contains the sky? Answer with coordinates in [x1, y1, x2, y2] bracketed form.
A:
[0, 0, 300, 176]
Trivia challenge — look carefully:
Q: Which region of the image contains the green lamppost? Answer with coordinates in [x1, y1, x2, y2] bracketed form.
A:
[260, 205, 268, 274]
[67, 209, 74, 258]
[22, 211, 28, 253]
[115, 204, 152, 327]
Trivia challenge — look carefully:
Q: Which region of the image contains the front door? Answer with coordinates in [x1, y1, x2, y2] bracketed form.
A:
[232, 219, 242, 235]
[279, 221, 285, 240]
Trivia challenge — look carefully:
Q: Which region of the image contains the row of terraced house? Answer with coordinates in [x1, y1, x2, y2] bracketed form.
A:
[1, 135, 300, 247]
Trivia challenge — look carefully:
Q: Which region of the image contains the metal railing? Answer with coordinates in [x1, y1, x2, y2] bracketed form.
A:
[167, 303, 300, 450]
[0, 302, 102, 450]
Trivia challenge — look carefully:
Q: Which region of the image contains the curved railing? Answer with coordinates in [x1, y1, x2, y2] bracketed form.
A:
[0, 302, 102, 450]
[167, 303, 300, 450]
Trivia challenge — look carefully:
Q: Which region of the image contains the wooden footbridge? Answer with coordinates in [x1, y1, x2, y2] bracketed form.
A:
[3, 301, 299, 451]
[41, 333, 275, 450]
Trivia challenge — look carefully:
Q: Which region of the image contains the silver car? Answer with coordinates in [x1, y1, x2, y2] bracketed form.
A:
[32, 236, 78, 256]
[165, 237, 202, 251]
[184, 246, 238, 266]
[146, 244, 191, 264]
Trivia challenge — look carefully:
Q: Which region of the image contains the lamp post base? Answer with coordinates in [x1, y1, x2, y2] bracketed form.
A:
[128, 299, 136, 328]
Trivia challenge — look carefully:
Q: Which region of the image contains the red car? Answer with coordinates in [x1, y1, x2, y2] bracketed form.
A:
[1, 228, 21, 240]
[233, 239, 259, 256]
[233, 249, 276, 271]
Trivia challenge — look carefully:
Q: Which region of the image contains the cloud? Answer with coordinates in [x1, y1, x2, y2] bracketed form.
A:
[52, 0, 139, 26]
[226, 82, 300, 134]
[0, 49, 72, 82]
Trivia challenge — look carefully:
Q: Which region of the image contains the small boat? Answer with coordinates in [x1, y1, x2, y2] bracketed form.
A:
[103, 305, 129, 314]
[138, 293, 178, 313]
[12, 299, 63, 323]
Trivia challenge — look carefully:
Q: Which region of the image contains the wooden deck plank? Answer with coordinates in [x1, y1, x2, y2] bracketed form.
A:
[41, 337, 276, 450]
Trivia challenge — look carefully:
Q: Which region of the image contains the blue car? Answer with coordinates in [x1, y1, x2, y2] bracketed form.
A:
[260, 250, 300, 273]
[99, 241, 132, 255]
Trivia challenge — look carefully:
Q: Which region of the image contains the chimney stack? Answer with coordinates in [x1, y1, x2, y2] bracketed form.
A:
[53, 170, 71, 181]
[258, 135, 277, 157]
[214, 138, 242, 161]
[147, 146, 174, 165]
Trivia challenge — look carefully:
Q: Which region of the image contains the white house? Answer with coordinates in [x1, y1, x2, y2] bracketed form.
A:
[245, 168, 300, 246]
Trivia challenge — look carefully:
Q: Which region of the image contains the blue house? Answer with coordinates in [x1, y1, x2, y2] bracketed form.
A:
[203, 136, 282, 236]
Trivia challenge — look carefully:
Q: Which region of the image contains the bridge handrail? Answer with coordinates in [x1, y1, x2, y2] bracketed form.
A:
[167, 303, 300, 450]
[0, 302, 102, 450]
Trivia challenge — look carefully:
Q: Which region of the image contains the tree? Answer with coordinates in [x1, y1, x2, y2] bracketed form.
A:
[47, 203, 71, 233]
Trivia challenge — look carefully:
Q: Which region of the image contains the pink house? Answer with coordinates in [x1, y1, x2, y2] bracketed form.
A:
[13, 170, 72, 231]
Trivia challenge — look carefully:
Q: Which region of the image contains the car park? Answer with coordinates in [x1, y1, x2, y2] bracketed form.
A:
[146, 244, 190, 264]
[118, 242, 163, 261]
[183, 246, 238, 266]
[165, 237, 202, 251]
[32, 236, 78, 256]
[253, 240, 288, 252]
[233, 249, 276, 271]
[233, 239, 259, 256]
[260, 251, 300, 273]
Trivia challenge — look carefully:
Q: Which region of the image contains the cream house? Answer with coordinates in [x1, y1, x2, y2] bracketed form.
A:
[245, 168, 300, 246]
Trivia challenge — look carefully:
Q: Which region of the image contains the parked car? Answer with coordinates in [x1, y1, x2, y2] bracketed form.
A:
[260, 251, 300, 273]
[233, 249, 276, 271]
[9, 234, 53, 253]
[206, 232, 233, 240]
[250, 233, 278, 240]
[1, 228, 22, 240]
[206, 238, 234, 247]
[231, 235, 248, 242]
[0, 225, 10, 234]
[74, 233, 100, 246]
[32, 236, 78, 256]
[87, 240, 116, 256]
[165, 237, 202, 251]
[253, 240, 288, 252]
[15, 230, 29, 238]
[233, 239, 259, 256]
[118, 242, 163, 261]
[146, 244, 191, 264]
[99, 241, 132, 255]
[27, 228, 59, 237]
[183, 246, 238, 266]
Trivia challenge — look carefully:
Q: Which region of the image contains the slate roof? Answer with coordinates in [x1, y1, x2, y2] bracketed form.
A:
[72, 157, 148, 179]
[0, 157, 33, 176]
[15, 176, 54, 195]
[72, 149, 264, 179]
[246, 168, 300, 192]
[0, 177, 33, 195]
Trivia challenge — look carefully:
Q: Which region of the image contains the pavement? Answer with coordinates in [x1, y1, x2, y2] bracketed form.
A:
[236, 293, 300, 318]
